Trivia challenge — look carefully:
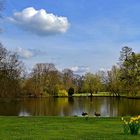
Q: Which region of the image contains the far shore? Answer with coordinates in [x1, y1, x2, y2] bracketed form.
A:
[1, 92, 140, 100]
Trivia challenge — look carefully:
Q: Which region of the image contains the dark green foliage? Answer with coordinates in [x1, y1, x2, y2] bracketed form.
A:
[68, 87, 74, 96]
[101, 46, 140, 97]
[119, 47, 140, 96]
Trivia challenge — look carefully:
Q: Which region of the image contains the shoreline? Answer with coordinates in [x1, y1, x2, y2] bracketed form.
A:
[1, 94, 140, 100]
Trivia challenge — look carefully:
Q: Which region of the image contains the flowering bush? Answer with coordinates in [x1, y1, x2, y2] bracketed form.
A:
[122, 115, 140, 135]
[57, 89, 68, 96]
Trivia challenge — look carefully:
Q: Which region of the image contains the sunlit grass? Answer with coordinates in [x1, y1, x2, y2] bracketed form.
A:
[74, 92, 140, 98]
[74, 92, 111, 96]
[0, 116, 139, 139]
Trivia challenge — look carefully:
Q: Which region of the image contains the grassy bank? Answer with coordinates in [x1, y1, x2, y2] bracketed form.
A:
[0, 117, 139, 140]
[74, 92, 111, 97]
[73, 92, 140, 98]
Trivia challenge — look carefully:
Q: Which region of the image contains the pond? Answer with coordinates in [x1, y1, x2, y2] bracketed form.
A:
[0, 97, 140, 117]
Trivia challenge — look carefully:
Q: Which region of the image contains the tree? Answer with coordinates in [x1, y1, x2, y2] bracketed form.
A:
[62, 69, 74, 91]
[68, 87, 74, 97]
[73, 74, 84, 93]
[97, 70, 108, 92]
[83, 73, 102, 96]
[119, 46, 132, 63]
[45, 70, 61, 96]
[27, 63, 61, 97]
[119, 46, 140, 96]
[107, 65, 121, 96]
[0, 43, 24, 97]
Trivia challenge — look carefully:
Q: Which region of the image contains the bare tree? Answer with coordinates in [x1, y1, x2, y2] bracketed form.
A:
[62, 69, 74, 91]
[107, 66, 121, 97]
[0, 43, 24, 97]
[27, 63, 60, 97]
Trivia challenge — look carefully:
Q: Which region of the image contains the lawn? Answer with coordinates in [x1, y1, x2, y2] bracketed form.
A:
[0, 116, 139, 140]
[73, 92, 140, 98]
[73, 92, 111, 97]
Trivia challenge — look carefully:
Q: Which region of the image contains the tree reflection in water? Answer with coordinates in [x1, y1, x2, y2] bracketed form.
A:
[0, 97, 140, 116]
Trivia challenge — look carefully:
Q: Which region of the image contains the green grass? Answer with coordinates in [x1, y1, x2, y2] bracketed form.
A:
[74, 92, 111, 97]
[0, 117, 139, 140]
[74, 92, 140, 98]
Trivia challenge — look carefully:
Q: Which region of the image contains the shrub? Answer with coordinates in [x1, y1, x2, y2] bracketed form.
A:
[68, 87, 74, 97]
[122, 115, 140, 135]
[57, 90, 68, 97]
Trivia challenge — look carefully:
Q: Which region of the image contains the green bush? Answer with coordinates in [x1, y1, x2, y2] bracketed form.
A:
[68, 87, 74, 96]
[57, 90, 68, 97]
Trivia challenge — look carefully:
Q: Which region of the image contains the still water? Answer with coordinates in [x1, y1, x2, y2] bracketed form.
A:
[0, 97, 140, 117]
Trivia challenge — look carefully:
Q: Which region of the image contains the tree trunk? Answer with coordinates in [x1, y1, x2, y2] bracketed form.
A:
[90, 92, 93, 97]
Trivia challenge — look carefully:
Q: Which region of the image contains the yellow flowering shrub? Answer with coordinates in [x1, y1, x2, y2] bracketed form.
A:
[57, 90, 68, 97]
[122, 115, 140, 135]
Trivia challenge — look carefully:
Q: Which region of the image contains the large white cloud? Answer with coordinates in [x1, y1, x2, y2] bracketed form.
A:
[8, 7, 69, 36]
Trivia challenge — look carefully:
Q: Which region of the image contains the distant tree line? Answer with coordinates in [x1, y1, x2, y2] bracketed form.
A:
[0, 43, 140, 98]
[1, 0, 140, 98]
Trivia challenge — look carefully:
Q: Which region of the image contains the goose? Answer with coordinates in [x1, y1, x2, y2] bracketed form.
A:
[94, 112, 101, 117]
[82, 112, 88, 116]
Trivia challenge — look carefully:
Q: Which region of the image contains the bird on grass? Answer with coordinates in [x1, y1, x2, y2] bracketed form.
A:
[82, 112, 88, 116]
[94, 112, 101, 117]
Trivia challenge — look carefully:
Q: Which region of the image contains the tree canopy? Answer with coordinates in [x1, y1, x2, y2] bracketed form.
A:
[0, 44, 140, 97]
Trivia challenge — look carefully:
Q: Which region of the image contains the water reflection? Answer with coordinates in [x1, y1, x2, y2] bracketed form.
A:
[0, 97, 140, 116]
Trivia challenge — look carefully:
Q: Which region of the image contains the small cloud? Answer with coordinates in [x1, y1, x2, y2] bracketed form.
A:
[16, 47, 33, 59]
[8, 7, 69, 36]
[99, 68, 111, 72]
[99, 68, 107, 72]
[28, 48, 47, 56]
[71, 66, 89, 74]
[15, 47, 46, 59]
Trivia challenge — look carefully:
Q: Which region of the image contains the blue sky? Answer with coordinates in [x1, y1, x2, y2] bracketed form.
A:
[1, 0, 140, 74]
